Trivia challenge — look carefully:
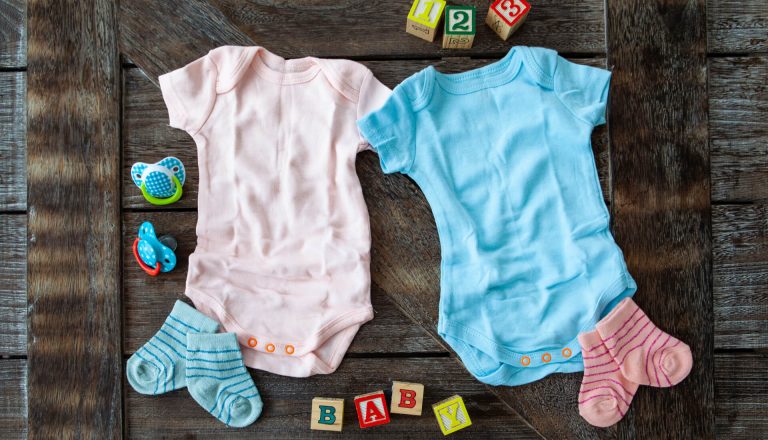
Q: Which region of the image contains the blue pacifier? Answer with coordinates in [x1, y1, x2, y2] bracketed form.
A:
[131, 157, 185, 205]
[132, 222, 177, 276]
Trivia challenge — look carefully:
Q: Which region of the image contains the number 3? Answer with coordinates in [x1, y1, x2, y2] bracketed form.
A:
[499, 0, 521, 17]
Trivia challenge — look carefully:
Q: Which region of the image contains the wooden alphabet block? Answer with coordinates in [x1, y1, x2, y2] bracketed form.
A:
[310, 397, 344, 432]
[390, 381, 425, 415]
[354, 391, 391, 428]
[442, 5, 476, 49]
[433, 395, 472, 436]
[406, 0, 447, 42]
[486, 0, 531, 41]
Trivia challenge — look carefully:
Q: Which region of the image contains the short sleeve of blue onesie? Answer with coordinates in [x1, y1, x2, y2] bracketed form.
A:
[358, 47, 637, 386]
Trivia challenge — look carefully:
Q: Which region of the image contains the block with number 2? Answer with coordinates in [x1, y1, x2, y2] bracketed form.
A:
[442, 5, 476, 49]
[486, 0, 531, 41]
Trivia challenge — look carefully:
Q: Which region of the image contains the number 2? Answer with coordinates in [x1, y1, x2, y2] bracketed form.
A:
[451, 11, 470, 31]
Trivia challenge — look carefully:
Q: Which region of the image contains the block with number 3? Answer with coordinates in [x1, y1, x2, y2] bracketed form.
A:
[442, 5, 476, 49]
[486, 0, 531, 41]
[406, 0, 447, 42]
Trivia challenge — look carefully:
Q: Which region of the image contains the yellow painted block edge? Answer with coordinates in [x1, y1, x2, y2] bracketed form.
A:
[432, 395, 472, 435]
[408, 0, 446, 28]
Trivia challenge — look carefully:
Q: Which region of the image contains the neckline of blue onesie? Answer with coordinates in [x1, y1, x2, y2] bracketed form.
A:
[358, 46, 637, 386]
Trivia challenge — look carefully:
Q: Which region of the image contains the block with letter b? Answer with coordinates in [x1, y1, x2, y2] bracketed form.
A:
[486, 0, 531, 41]
[406, 0, 447, 42]
[310, 397, 344, 432]
[390, 381, 425, 415]
[433, 395, 472, 436]
[354, 391, 391, 428]
[442, 5, 476, 49]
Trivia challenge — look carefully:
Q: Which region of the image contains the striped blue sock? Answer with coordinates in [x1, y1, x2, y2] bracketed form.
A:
[126, 300, 219, 395]
[186, 332, 263, 428]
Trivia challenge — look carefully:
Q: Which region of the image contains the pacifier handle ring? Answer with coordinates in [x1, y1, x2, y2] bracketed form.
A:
[140, 175, 183, 206]
[133, 238, 161, 276]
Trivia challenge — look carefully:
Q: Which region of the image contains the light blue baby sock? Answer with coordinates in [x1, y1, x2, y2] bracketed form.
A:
[127, 300, 219, 395]
[186, 332, 263, 428]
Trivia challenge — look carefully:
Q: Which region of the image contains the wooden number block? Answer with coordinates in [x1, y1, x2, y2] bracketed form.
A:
[486, 0, 531, 41]
[354, 391, 391, 428]
[311, 397, 344, 432]
[442, 5, 476, 49]
[406, 0, 447, 42]
[433, 395, 472, 436]
[390, 381, 425, 415]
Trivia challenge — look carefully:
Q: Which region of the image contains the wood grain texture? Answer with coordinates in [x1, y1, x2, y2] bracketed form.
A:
[122, 211, 444, 355]
[126, 357, 541, 439]
[123, 57, 609, 209]
[209, 0, 605, 57]
[710, 56, 767, 203]
[707, 0, 768, 54]
[26, 0, 122, 437]
[715, 352, 768, 439]
[0, 0, 25, 68]
[607, 0, 713, 438]
[0, 72, 25, 211]
[0, 359, 26, 440]
[0, 214, 25, 356]
[713, 204, 768, 349]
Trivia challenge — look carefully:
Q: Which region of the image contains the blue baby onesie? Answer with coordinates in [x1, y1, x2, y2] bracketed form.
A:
[357, 47, 636, 386]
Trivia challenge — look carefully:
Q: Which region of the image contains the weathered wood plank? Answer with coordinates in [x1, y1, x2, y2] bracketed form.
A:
[119, 0, 605, 83]
[123, 58, 609, 209]
[607, 0, 713, 438]
[710, 56, 768, 203]
[122, 211, 444, 355]
[27, 0, 122, 437]
[126, 357, 541, 439]
[0, 0, 25, 68]
[713, 205, 768, 349]
[715, 352, 768, 439]
[0, 214, 25, 356]
[0, 360, 26, 440]
[0, 71, 25, 211]
[707, 0, 768, 54]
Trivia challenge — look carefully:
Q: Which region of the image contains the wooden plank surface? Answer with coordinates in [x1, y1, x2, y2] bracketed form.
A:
[26, 0, 122, 437]
[715, 352, 768, 439]
[122, 211, 445, 355]
[0, 359, 26, 440]
[0, 214, 25, 356]
[119, 0, 605, 83]
[606, 0, 714, 438]
[707, 0, 768, 54]
[0, 0, 25, 68]
[0, 72, 25, 211]
[710, 56, 767, 203]
[713, 205, 768, 349]
[126, 357, 541, 439]
[123, 58, 609, 210]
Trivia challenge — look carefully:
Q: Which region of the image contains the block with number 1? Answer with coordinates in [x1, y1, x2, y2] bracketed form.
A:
[406, 0, 447, 42]
[442, 5, 476, 49]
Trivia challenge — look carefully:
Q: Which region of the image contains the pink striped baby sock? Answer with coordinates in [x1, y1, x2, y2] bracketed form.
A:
[578, 329, 639, 427]
[596, 298, 693, 387]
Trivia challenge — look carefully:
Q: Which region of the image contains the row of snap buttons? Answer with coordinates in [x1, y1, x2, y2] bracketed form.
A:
[247, 337, 295, 355]
[520, 347, 573, 367]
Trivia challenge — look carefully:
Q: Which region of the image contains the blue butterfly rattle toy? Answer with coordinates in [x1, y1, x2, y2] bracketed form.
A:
[132, 222, 177, 276]
[131, 157, 185, 205]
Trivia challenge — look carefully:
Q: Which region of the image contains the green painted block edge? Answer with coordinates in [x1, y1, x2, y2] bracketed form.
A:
[444, 5, 476, 35]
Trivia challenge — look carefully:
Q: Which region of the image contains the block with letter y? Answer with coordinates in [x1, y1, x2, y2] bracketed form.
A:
[433, 395, 472, 435]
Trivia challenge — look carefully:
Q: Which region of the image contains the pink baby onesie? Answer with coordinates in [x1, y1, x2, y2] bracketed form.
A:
[159, 46, 391, 377]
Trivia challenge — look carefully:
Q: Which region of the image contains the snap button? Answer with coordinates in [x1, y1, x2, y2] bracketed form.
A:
[521, 356, 531, 366]
[247, 337, 258, 348]
[542, 353, 552, 363]
[266, 343, 275, 353]
[285, 345, 295, 355]
[562, 348, 572, 358]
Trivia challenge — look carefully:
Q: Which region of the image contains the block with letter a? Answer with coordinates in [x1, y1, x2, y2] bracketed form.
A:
[390, 381, 425, 415]
[354, 391, 391, 428]
[486, 0, 531, 41]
